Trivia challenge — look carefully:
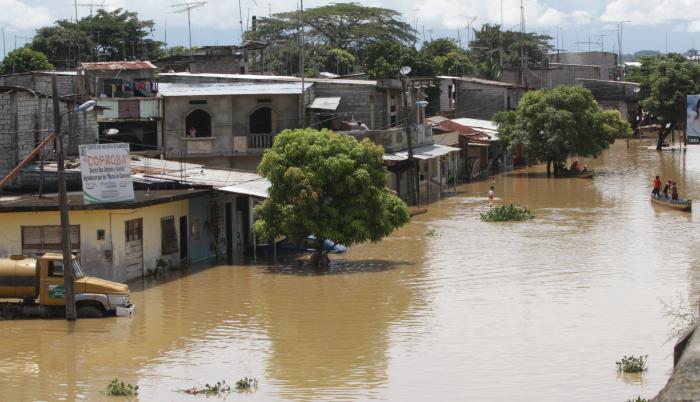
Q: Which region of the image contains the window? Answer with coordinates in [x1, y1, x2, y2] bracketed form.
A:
[186, 109, 212, 138]
[161, 216, 179, 254]
[48, 261, 64, 278]
[249, 107, 272, 134]
[125, 219, 143, 242]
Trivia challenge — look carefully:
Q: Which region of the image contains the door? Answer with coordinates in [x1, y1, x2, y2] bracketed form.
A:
[179, 216, 188, 262]
[125, 219, 143, 279]
[225, 202, 233, 262]
[41, 260, 68, 306]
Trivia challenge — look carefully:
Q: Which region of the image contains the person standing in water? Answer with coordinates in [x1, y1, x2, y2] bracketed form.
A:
[488, 186, 495, 203]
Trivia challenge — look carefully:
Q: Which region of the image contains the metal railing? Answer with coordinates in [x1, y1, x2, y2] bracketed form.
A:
[248, 133, 275, 150]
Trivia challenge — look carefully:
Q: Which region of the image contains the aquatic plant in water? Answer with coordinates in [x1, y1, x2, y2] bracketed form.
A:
[235, 377, 259, 392]
[480, 204, 534, 222]
[616, 355, 648, 373]
[626, 397, 649, 402]
[181, 381, 232, 396]
[105, 379, 138, 396]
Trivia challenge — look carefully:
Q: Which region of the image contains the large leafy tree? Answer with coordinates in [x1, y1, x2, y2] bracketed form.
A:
[627, 54, 700, 149]
[494, 86, 625, 176]
[470, 24, 552, 78]
[364, 40, 434, 79]
[421, 38, 473, 76]
[1, 47, 53, 74]
[31, 8, 162, 69]
[254, 129, 410, 269]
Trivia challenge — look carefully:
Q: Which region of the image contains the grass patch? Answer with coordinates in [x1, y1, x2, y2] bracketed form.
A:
[480, 204, 534, 222]
[181, 381, 231, 396]
[235, 377, 259, 392]
[105, 379, 138, 396]
[616, 355, 648, 373]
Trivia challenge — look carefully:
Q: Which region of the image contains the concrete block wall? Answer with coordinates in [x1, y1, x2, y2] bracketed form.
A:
[455, 82, 506, 120]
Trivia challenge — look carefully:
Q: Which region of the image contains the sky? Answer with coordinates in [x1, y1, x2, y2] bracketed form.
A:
[4, 0, 700, 55]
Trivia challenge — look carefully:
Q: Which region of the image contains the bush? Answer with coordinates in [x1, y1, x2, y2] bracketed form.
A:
[105, 379, 138, 396]
[480, 204, 534, 222]
[181, 381, 231, 396]
[616, 355, 648, 373]
[626, 397, 649, 402]
[235, 377, 258, 392]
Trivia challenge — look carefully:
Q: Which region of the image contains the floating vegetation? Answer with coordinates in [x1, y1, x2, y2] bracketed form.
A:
[181, 381, 232, 396]
[626, 397, 649, 402]
[105, 379, 138, 396]
[235, 377, 259, 392]
[425, 229, 437, 237]
[480, 204, 534, 222]
[616, 355, 648, 373]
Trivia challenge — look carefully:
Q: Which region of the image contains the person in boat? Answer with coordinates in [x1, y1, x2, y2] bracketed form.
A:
[582, 165, 589, 173]
[571, 160, 580, 172]
[652, 176, 661, 197]
[662, 180, 671, 199]
[672, 181, 679, 201]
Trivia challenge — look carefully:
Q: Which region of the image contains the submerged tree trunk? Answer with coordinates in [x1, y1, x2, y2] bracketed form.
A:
[546, 160, 552, 177]
[657, 122, 675, 151]
[553, 160, 560, 177]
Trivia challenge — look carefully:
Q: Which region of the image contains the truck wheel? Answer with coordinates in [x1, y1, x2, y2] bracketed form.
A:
[77, 305, 104, 318]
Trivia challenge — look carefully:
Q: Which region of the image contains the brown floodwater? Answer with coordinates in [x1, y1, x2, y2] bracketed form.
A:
[2, 139, 700, 401]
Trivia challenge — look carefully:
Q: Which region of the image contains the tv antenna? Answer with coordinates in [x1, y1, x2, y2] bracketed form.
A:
[75, 1, 108, 18]
[171, 2, 207, 52]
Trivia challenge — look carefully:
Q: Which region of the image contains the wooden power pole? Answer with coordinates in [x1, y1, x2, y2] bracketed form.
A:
[53, 75, 77, 321]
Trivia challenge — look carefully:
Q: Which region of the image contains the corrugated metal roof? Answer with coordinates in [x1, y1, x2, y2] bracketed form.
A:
[385, 144, 461, 161]
[308, 96, 341, 110]
[158, 72, 379, 86]
[130, 157, 264, 189]
[81, 61, 157, 70]
[219, 179, 270, 199]
[438, 75, 518, 88]
[158, 82, 312, 96]
[451, 118, 499, 131]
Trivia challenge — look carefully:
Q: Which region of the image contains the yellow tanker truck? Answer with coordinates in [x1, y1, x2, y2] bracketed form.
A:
[0, 253, 134, 319]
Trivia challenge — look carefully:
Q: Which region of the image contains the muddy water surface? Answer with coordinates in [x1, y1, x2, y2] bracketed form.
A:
[2, 140, 700, 401]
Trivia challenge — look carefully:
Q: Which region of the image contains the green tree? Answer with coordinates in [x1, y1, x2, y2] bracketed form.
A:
[364, 40, 433, 79]
[420, 38, 473, 76]
[254, 129, 410, 269]
[494, 86, 623, 176]
[628, 54, 700, 149]
[470, 24, 552, 78]
[31, 8, 162, 69]
[325, 48, 355, 75]
[1, 47, 53, 74]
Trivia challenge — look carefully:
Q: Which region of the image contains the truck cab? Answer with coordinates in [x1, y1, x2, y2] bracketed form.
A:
[0, 253, 134, 318]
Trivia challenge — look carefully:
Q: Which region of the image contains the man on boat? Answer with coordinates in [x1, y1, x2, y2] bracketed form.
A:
[672, 182, 679, 201]
[571, 160, 580, 172]
[652, 176, 661, 197]
[662, 180, 671, 199]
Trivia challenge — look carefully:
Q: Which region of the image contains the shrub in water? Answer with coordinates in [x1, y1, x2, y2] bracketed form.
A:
[626, 397, 649, 402]
[105, 379, 138, 396]
[480, 204, 534, 222]
[181, 380, 232, 396]
[235, 377, 258, 392]
[616, 355, 647, 373]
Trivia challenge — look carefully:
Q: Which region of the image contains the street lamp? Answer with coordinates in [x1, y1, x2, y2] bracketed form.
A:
[53, 75, 96, 321]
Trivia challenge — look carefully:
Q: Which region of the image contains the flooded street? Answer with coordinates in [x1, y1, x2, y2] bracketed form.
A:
[2, 139, 700, 401]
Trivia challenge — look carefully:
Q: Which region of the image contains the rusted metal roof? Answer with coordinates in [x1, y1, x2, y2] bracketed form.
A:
[81, 61, 157, 71]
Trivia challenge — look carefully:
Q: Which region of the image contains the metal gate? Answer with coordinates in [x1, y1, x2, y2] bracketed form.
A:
[125, 218, 143, 279]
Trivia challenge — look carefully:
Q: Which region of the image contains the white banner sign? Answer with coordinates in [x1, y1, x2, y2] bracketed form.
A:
[79, 143, 134, 204]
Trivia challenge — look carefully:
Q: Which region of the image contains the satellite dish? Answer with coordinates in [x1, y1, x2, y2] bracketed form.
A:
[399, 66, 412, 76]
[633, 87, 641, 93]
[103, 128, 120, 135]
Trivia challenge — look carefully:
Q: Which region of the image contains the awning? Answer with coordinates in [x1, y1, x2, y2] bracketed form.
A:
[219, 179, 270, 199]
[467, 142, 491, 147]
[308, 97, 341, 110]
[384, 144, 461, 161]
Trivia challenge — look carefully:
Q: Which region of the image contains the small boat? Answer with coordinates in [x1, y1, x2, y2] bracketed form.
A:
[557, 170, 594, 179]
[409, 208, 428, 217]
[651, 195, 692, 212]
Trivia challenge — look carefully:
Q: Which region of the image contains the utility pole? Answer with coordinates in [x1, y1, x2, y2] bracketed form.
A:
[74, 0, 79, 22]
[520, 0, 526, 86]
[299, 0, 305, 127]
[238, 0, 244, 41]
[400, 66, 416, 206]
[171, 2, 207, 56]
[53, 75, 77, 321]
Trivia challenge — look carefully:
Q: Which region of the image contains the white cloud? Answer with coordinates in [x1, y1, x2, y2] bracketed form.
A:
[0, 0, 53, 30]
[602, 0, 700, 30]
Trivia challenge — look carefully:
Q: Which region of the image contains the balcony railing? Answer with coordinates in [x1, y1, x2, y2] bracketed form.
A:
[248, 133, 275, 150]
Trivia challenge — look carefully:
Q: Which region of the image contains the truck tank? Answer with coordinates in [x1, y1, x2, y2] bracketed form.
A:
[0, 256, 39, 299]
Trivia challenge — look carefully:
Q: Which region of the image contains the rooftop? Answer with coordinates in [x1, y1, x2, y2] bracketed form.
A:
[0, 189, 209, 212]
[158, 82, 313, 96]
[81, 61, 157, 71]
[438, 75, 518, 88]
[158, 72, 379, 86]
